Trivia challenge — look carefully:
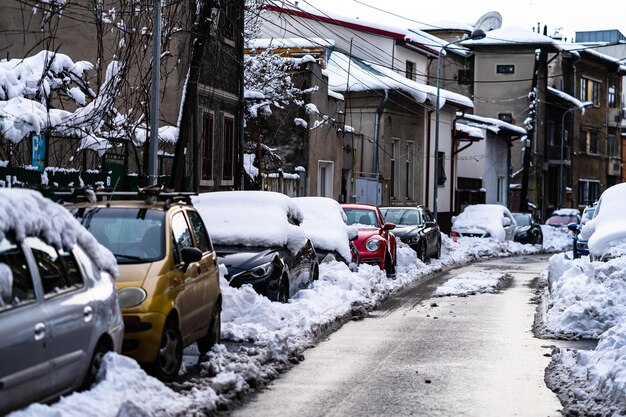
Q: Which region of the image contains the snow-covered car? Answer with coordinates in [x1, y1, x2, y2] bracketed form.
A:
[379, 205, 441, 262]
[69, 190, 222, 382]
[0, 189, 123, 415]
[193, 191, 318, 302]
[568, 203, 598, 259]
[451, 204, 517, 242]
[580, 183, 626, 261]
[511, 212, 543, 245]
[293, 196, 360, 269]
[341, 203, 397, 276]
[545, 208, 581, 227]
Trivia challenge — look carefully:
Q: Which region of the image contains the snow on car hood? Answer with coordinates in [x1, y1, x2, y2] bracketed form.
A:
[451, 204, 514, 242]
[193, 191, 307, 255]
[581, 183, 626, 258]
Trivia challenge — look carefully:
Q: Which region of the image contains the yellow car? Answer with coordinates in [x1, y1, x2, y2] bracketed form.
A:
[68, 193, 221, 381]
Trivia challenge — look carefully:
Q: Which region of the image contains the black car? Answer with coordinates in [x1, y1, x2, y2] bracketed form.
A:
[216, 242, 318, 303]
[511, 212, 543, 245]
[193, 191, 319, 303]
[379, 205, 441, 262]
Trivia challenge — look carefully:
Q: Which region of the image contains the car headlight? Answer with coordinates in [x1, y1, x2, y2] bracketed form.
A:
[251, 261, 274, 277]
[321, 253, 338, 264]
[365, 239, 381, 252]
[118, 287, 147, 309]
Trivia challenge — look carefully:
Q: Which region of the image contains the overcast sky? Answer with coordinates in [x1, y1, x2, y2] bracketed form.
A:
[352, 0, 626, 42]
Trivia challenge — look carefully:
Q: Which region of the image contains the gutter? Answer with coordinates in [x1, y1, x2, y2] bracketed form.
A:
[373, 89, 389, 205]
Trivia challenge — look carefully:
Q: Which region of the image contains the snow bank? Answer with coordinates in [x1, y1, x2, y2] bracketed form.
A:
[581, 183, 626, 259]
[435, 271, 507, 297]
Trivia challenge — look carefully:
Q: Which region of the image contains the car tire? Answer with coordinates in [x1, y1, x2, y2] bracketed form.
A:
[150, 318, 183, 382]
[275, 275, 289, 303]
[384, 251, 394, 277]
[433, 237, 442, 259]
[80, 339, 109, 391]
[197, 302, 221, 355]
[418, 241, 428, 263]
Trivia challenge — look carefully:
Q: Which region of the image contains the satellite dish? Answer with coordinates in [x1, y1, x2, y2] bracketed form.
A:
[474, 11, 502, 32]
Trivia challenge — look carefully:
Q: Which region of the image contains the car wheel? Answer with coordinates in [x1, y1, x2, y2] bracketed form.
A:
[197, 302, 221, 355]
[275, 275, 289, 303]
[418, 241, 428, 263]
[384, 251, 394, 277]
[433, 237, 442, 259]
[80, 339, 109, 391]
[150, 319, 183, 382]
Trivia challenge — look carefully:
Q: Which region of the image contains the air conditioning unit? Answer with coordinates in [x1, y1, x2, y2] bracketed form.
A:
[608, 161, 622, 176]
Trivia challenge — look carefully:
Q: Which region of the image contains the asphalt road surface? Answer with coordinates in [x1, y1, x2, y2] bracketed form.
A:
[229, 254, 564, 417]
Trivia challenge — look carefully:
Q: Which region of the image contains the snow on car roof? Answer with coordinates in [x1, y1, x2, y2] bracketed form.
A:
[0, 188, 118, 277]
[192, 191, 307, 254]
[552, 208, 580, 216]
[452, 204, 514, 242]
[580, 183, 626, 257]
[293, 197, 351, 261]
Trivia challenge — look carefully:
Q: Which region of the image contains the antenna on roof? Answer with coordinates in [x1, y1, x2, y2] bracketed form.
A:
[474, 11, 502, 32]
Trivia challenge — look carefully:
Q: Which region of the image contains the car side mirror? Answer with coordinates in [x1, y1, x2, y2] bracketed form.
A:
[181, 247, 203, 271]
[567, 222, 579, 232]
[383, 222, 396, 231]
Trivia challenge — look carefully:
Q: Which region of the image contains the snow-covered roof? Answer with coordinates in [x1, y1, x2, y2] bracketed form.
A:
[325, 50, 473, 109]
[455, 123, 484, 140]
[414, 20, 475, 34]
[548, 87, 589, 109]
[293, 197, 352, 261]
[192, 191, 307, 254]
[0, 188, 117, 277]
[461, 26, 563, 49]
[457, 113, 527, 136]
[248, 37, 334, 50]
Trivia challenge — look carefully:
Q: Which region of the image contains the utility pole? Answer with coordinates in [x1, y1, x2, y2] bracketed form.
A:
[148, 0, 161, 186]
[519, 49, 542, 212]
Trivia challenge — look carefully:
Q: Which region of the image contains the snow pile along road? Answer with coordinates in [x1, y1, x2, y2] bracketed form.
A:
[10, 230, 571, 417]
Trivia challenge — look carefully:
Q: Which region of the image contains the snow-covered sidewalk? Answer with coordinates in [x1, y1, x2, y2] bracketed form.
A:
[9, 226, 571, 417]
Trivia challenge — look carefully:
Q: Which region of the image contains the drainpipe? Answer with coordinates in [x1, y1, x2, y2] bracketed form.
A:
[450, 111, 464, 214]
[569, 53, 581, 207]
[373, 89, 389, 205]
[425, 109, 433, 207]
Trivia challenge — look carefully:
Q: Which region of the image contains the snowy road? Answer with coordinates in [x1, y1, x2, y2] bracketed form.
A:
[228, 254, 563, 417]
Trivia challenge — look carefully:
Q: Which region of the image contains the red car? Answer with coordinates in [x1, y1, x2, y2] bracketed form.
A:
[341, 203, 397, 276]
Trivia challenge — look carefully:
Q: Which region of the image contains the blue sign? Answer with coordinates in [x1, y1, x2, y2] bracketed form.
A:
[31, 133, 46, 172]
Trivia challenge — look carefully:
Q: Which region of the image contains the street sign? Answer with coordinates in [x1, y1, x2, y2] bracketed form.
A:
[31, 133, 46, 172]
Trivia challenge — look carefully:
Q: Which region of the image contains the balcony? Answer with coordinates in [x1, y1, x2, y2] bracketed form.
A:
[547, 145, 571, 165]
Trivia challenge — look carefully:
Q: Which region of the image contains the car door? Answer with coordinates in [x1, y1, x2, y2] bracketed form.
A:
[185, 209, 219, 337]
[502, 213, 516, 241]
[421, 209, 438, 250]
[0, 237, 48, 414]
[25, 237, 95, 397]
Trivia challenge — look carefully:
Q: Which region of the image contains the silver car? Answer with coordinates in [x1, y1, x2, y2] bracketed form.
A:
[0, 190, 123, 414]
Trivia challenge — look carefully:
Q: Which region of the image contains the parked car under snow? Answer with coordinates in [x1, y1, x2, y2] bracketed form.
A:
[580, 183, 626, 261]
[450, 204, 517, 242]
[193, 191, 318, 302]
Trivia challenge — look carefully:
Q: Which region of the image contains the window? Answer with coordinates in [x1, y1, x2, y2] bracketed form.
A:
[457, 69, 472, 85]
[0, 238, 36, 311]
[579, 129, 587, 153]
[609, 86, 617, 108]
[405, 141, 414, 199]
[579, 130, 600, 155]
[580, 77, 601, 106]
[222, 116, 234, 181]
[405, 61, 415, 81]
[187, 210, 212, 253]
[437, 151, 446, 186]
[589, 131, 599, 154]
[202, 113, 214, 181]
[497, 177, 506, 204]
[26, 237, 83, 298]
[224, 3, 237, 42]
[578, 179, 600, 205]
[390, 140, 399, 198]
[171, 212, 193, 265]
[318, 161, 334, 197]
[496, 64, 515, 74]
[608, 134, 619, 157]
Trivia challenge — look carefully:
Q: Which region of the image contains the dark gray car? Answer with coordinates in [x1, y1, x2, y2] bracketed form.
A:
[380, 206, 441, 262]
[0, 189, 123, 415]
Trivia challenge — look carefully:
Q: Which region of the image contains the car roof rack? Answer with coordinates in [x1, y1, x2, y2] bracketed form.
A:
[55, 185, 197, 208]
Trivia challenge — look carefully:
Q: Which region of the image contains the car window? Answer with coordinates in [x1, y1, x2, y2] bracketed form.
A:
[187, 210, 212, 253]
[25, 237, 84, 298]
[382, 209, 420, 226]
[172, 212, 193, 263]
[344, 209, 376, 226]
[0, 238, 36, 312]
[422, 209, 434, 223]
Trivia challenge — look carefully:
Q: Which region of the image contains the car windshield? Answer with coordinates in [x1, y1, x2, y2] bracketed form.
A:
[546, 215, 577, 225]
[71, 207, 165, 263]
[583, 207, 596, 221]
[381, 208, 421, 226]
[343, 208, 377, 227]
[513, 214, 531, 226]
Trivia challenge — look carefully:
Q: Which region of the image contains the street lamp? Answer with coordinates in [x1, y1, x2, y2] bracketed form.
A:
[559, 101, 593, 208]
[432, 29, 485, 218]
